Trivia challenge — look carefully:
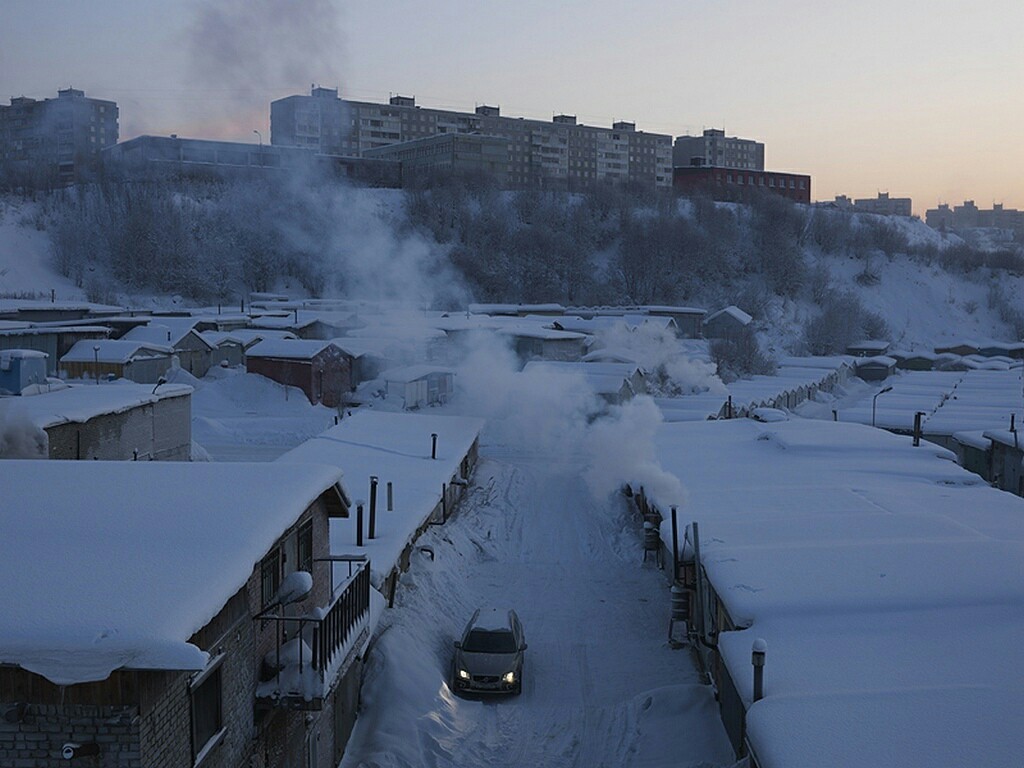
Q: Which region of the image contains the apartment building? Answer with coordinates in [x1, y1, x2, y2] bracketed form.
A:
[673, 128, 764, 171]
[0, 88, 118, 187]
[926, 200, 1024, 232]
[852, 192, 912, 217]
[271, 88, 673, 191]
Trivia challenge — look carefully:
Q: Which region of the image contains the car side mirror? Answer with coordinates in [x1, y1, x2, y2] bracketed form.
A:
[520, 643, 528, 651]
[453, 641, 461, 649]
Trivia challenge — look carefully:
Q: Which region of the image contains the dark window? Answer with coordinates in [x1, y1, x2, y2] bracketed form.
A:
[298, 520, 314, 573]
[191, 664, 222, 758]
[463, 630, 517, 653]
[261, 550, 280, 608]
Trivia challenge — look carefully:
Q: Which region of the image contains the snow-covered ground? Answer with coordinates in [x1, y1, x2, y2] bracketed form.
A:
[179, 366, 337, 461]
[341, 449, 736, 768]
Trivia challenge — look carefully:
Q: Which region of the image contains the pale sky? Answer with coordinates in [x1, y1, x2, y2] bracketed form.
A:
[2, 0, 1021, 214]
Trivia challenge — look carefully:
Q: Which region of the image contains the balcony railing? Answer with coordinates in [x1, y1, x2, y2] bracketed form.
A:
[255, 558, 371, 710]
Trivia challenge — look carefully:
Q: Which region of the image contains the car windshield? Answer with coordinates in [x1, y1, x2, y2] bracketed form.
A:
[463, 629, 517, 654]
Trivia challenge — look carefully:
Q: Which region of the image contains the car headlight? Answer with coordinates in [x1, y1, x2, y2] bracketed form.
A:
[458, 669, 471, 681]
[503, 671, 515, 684]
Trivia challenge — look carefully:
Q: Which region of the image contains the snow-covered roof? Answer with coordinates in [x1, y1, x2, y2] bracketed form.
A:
[277, 412, 484, 589]
[704, 305, 752, 326]
[0, 324, 110, 338]
[123, 323, 213, 350]
[60, 339, 173, 364]
[198, 331, 246, 347]
[651, 418, 1024, 768]
[847, 339, 891, 352]
[0, 380, 191, 430]
[523, 360, 641, 379]
[0, 349, 47, 360]
[952, 430, 992, 451]
[0, 461, 345, 685]
[468, 303, 565, 315]
[581, 348, 639, 364]
[245, 339, 339, 360]
[983, 429, 1023, 450]
[380, 365, 454, 383]
[854, 355, 897, 367]
[497, 326, 587, 341]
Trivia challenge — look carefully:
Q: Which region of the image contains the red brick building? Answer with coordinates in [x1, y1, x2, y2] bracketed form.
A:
[674, 166, 811, 204]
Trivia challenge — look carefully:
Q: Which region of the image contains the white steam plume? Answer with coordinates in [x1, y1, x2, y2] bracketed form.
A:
[0, 411, 48, 459]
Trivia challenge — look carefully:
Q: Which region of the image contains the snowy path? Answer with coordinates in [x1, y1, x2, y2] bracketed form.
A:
[341, 447, 734, 768]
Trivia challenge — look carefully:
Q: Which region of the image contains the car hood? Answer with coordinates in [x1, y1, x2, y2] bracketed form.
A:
[458, 651, 519, 677]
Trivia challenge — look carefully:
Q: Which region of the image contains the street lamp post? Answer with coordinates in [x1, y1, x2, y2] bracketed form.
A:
[253, 129, 262, 167]
[872, 385, 894, 427]
[92, 344, 100, 385]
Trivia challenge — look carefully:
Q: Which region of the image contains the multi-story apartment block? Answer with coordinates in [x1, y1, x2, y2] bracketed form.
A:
[0, 88, 118, 187]
[673, 128, 764, 171]
[271, 88, 673, 191]
[926, 200, 1024, 233]
[852, 192, 913, 217]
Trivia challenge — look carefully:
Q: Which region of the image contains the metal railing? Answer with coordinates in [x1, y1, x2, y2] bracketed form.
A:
[311, 561, 370, 676]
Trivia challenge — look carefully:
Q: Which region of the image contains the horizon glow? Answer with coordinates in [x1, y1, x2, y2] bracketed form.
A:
[1, 0, 1021, 214]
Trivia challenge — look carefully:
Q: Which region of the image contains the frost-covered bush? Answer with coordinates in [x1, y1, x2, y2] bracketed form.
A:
[710, 325, 776, 382]
[803, 289, 889, 355]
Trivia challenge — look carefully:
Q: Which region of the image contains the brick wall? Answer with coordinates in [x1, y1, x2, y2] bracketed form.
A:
[0, 702, 141, 767]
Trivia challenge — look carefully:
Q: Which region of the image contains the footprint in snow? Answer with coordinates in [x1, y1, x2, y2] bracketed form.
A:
[732, 584, 763, 593]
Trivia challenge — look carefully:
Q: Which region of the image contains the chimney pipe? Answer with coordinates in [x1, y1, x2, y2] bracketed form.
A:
[752, 639, 767, 702]
[369, 476, 378, 539]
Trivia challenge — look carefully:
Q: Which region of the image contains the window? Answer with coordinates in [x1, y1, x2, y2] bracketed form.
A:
[191, 657, 224, 762]
[261, 549, 280, 608]
[297, 519, 314, 574]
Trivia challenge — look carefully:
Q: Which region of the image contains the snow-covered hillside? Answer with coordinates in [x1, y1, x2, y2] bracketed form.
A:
[0, 198, 83, 301]
[1, 190, 1021, 353]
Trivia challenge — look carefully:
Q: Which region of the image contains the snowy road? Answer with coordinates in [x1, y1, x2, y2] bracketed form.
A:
[341, 447, 734, 768]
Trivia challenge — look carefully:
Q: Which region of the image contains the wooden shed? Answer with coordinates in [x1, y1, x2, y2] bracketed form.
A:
[123, 324, 215, 377]
[60, 340, 174, 384]
[245, 339, 353, 407]
[703, 306, 752, 339]
[381, 365, 455, 409]
[854, 355, 897, 382]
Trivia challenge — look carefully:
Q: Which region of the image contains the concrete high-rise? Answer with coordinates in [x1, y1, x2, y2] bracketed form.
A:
[0, 88, 118, 187]
[271, 88, 673, 191]
[673, 128, 764, 171]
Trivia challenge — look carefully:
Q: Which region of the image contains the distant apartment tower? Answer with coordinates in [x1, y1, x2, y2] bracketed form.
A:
[673, 128, 764, 171]
[852, 192, 912, 217]
[926, 200, 1024, 232]
[0, 88, 118, 187]
[270, 87, 673, 191]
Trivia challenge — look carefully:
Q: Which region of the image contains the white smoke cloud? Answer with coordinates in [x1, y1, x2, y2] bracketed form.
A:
[583, 396, 686, 509]
[594, 321, 725, 396]
[0, 411, 48, 459]
[446, 328, 685, 509]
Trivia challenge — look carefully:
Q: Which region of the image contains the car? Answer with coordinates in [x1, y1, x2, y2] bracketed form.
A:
[451, 608, 527, 696]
